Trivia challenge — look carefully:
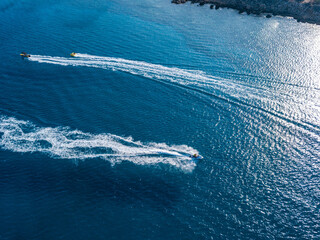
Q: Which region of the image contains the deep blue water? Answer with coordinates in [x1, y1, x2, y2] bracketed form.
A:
[1, 0, 320, 239]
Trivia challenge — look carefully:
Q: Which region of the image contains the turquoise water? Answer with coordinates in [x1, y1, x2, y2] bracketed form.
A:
[0, 0, 319, 239]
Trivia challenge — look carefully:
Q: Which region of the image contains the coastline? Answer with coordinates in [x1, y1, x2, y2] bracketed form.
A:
[172, 0, 320, 25]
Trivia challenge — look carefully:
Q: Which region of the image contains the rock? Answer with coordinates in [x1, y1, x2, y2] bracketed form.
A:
[171, 0, 320, 25]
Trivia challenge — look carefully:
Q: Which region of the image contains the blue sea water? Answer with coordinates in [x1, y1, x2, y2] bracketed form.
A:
[0, 0, 320, 239]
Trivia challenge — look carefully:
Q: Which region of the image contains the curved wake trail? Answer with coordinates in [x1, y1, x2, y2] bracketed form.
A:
[28, 54, 320, 132]
[28, 54, 274, 102]
[0, 116, 198, 172]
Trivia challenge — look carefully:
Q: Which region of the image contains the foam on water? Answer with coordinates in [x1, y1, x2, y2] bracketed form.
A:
[28, 53, 275, 102]
[0, 116, 198, 171]
[28, 53, 319, 126]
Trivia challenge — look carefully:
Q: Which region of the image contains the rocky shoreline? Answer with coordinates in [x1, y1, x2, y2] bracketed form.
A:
[171, 0, 320, 25]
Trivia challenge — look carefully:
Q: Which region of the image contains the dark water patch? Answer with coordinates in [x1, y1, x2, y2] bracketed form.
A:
[65, 132, 92, 140]
[0, 153, 181, 208]
[0, 0, 15, 12]
[34, 140, 52, 150]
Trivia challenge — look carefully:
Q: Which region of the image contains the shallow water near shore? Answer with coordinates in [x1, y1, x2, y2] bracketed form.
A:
[0, 0, 319, 239]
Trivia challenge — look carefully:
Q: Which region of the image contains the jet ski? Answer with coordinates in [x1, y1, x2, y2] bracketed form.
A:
[70, 52, 76, 57]
[20, 52, 30, 58]
[190, 154, 203, 160]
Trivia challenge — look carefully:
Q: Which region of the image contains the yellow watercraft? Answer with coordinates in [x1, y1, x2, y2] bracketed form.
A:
[20, 52, 30, 58]
[70, 52, 76, 57]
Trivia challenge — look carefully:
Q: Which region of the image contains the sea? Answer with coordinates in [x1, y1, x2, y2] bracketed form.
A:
[0, 0, 319, 239]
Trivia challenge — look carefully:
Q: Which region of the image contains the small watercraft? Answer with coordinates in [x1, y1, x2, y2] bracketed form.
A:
[20, 52, 30, 58]
[190, 154, 203, 160]
[70, 52, 76, 57]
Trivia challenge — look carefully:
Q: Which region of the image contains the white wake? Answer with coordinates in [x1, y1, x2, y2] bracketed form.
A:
[0, 116, 198, 171]
[28, 53, 272, 102]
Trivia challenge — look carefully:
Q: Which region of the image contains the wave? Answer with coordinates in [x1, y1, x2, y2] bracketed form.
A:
[0, 116, 198, 171]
